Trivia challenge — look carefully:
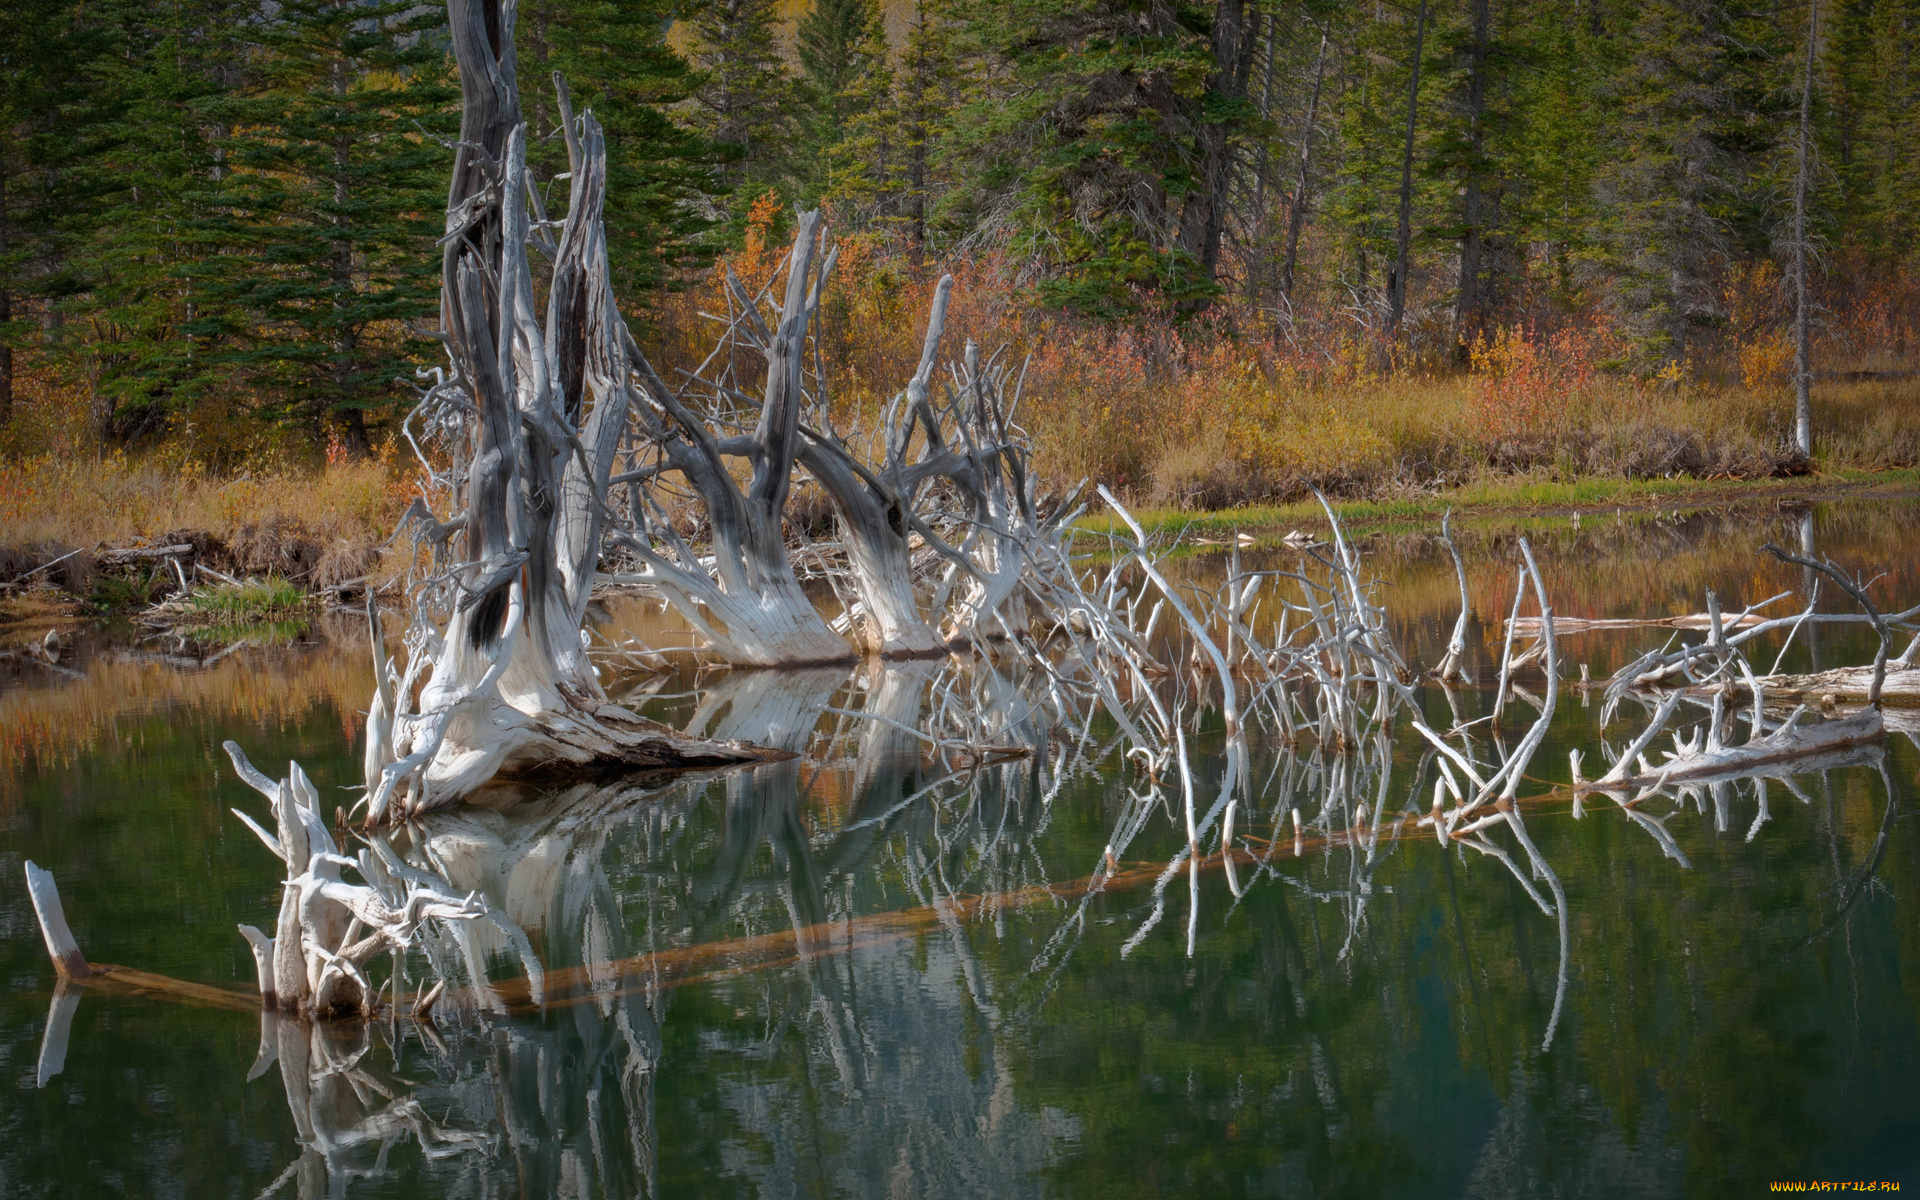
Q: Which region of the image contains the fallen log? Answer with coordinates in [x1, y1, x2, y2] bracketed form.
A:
[1508, 611, 1772, 635]
[1737, 662, 1920, 708]
[100, 543, 195, 563]
[1578, 706, 1884, 792]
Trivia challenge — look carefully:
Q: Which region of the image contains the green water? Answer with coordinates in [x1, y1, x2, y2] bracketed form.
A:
[4, 501, 1919, 1198]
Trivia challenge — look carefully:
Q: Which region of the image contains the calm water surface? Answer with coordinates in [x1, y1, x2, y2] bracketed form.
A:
[3, 499, 1919, 1198]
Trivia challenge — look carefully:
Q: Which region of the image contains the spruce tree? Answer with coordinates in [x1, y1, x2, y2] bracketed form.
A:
[826, 0, 959, 255]
[1504, 2, 1607, 308]
[67, 0, 255, 443]
[203, 0, 455, 452]
[937, 0, 1230, 315]
[0, 0, 113, 426]
[680, 0, 809, 236]
[521, 0, 722, 297]
[1593, 0, 1796, 364]
[798, 0, 887, 141]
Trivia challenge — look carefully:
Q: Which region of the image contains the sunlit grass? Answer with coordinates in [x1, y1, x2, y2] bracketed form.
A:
[186, 577, 308, 624]
[0, 451, 410, 548]
[1075, 467, 1920, 538]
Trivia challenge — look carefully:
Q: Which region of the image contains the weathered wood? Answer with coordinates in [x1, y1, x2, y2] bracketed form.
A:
[365, 0, 784, 812]
[24, 860, 88, 980]
[607, 214, 856, 667]
[1581, 707, 1884, 792]
[1738, 663, 1920, 708]
[1509, 612, 1773, 635]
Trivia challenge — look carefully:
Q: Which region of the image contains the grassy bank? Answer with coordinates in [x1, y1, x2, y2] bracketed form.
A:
[1080, 467, 1920, 539]
[0, 454, 408, 624]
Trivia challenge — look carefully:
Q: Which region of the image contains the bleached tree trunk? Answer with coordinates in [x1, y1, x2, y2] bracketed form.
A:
[605, 213, 858, 667]
[1791, 0, 1819, 460]
[367, 0, 780, 818]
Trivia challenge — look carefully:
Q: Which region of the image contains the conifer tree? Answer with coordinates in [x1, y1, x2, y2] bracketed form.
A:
[798, 0, 887, 137]
[67, 0, 255, 442]
[681, 0, 809, 235]
[1324, 11, 1411, 308]
[1593, 0, 1795, 363]
[1503, 3, 1606, 307]
[0, 0, 112, 424]
[826, 0, 959, 255]
[521, 0, 721, 296]
[937, 0, 1242, 315]
[202, 0, 454, 452]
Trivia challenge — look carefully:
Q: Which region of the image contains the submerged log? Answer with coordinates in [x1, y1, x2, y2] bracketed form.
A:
[1581, 706, 1885, 792]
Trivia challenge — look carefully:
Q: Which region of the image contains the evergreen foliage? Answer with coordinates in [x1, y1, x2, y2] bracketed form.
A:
[680, 0, 810, 234]
[521, 0, 722, 296]
[202, 0, 455, 449]
[5, 0, 1917, 456]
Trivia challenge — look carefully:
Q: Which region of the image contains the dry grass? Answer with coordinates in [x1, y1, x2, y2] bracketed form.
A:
[642, 224, 1920, 513]
[0, 451, 409, 551]
[6, 213, 1918, 553]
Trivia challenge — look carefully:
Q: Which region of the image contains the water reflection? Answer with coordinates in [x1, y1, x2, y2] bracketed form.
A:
[8, 498, 1920, 1197]
[186, 649, 1913, 1198]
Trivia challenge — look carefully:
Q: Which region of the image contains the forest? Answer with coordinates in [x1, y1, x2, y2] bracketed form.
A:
[4, 0, 1920, 530]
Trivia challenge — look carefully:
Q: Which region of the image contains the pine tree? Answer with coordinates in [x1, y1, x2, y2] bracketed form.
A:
[521, 0, 722, 297]
[680, 0, 810, 237]
[798, 0, 887, 144]
[202, 0, 455, 452]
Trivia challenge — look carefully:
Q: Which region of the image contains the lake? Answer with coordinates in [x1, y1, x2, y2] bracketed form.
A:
[4, 497, 1918, 1198]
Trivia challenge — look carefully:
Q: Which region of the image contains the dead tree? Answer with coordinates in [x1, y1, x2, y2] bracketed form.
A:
[365, 0, 779, 818]
[607, 254, 1070, 660]
[603, 213, 860, 666]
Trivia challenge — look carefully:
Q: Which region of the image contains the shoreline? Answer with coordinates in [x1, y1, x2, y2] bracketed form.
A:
[1078, 466, 1920, 538]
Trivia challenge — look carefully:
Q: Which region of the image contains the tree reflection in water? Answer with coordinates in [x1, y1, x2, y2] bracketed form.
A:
[223, 653, 1911, 1198]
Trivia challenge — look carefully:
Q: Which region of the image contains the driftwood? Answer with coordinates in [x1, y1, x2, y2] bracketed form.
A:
[1727, 662, 1920, 707]
[1508, 611, 1774, 635]
[1579, 704, 1884, 792]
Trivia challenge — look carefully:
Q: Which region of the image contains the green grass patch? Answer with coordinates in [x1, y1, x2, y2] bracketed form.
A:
[1073, 466, 1920, 540]
[186, 576, 308, 625]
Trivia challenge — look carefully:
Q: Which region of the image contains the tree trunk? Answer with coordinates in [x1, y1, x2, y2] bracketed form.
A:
[1792, 0, 1818, 461]
[1453, 0, 1491, 345]
[1387, 0, 1431, 334]
[1279, 32, 1329, 305]
[1177, 0, 1263, 310]
[1, 154, 12, 425]
[365, 0, 781, 819]
[608, 213, 859, 667]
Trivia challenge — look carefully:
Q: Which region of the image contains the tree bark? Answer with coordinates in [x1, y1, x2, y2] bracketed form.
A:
[1279, 32, 1329, 305]
[366, 0, 781, 818]
[1792, 0, 1818, 461]
[1387, 0, 1431, 334]
[1177, 0, 1264, 310]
